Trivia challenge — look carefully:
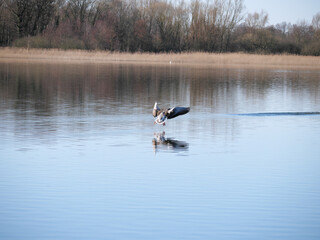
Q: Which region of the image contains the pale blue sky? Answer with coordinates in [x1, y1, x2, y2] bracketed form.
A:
[244, 0, 320, 25]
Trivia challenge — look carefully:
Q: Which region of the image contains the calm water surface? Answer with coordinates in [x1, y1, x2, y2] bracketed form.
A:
[0, 62, 320, 239]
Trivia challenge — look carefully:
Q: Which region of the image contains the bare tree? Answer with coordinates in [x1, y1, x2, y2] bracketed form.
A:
[224, 0, 244, 51]
[245, 10, 268, 30]
[312, 12, 320, 30]
[32, 0, 55, 35]
[289, 20, 312, 45]
[4, 0, 55, 37]
[189, 0, 210, 50]
[64, 0, 96, 34]
[0, 0, 16, 45]
[275, 21, 290, 36]
[216, 0, 244, 52]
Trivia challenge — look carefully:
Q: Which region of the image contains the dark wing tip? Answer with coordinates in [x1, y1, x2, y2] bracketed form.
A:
[167, 106, 190, 119]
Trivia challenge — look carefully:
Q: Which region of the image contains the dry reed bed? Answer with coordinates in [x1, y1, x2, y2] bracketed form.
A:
[0, 47, 319, 69]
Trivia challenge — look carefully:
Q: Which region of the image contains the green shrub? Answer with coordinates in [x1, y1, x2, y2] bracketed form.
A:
[12, 35, 86, 50]
[53, 38, 85, 50]
[12, 36, 51, 48]
[301, 41, 320, 56]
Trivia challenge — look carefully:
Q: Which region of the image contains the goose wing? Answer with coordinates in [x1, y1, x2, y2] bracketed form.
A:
[153, 102, 161, 117]
[167, 107, 190, 119]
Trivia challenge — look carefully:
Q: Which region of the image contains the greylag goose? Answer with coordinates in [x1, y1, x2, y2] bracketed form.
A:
[153, 102, 190, 125]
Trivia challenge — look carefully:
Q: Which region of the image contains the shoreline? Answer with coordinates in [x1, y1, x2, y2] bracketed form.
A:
[0, 47, 319, 70]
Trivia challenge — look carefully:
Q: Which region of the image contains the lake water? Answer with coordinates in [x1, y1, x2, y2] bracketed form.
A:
[0, 62, 320, 240]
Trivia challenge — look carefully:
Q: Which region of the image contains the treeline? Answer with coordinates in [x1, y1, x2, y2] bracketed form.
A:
[1, 0, 320, 55]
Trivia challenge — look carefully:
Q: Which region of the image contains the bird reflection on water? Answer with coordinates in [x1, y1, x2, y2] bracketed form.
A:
[152, 132, 189, 154]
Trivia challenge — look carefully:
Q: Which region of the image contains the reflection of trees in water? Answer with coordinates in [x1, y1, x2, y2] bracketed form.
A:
[1, 63, 319, 116]
[152, 131, 189, 154]
[188, 68, 320, 113]
[0, 63, 319, 141]
[0, 63, 188, 114]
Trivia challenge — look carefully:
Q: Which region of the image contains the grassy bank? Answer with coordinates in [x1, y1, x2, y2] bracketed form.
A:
[0, 47, 319, 70]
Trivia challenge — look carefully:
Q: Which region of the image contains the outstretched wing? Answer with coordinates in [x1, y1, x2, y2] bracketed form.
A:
[167, 107, 190, 119]
[153, 102, 161, 117]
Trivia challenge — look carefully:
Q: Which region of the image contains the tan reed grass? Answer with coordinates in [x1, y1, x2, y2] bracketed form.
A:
[0, 47, 319, 70]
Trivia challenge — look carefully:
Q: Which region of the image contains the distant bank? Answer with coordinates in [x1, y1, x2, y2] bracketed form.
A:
[0, 48, 319, 70]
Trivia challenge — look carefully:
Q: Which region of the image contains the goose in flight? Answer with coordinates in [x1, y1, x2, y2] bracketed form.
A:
[153, 102, 190, 125]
